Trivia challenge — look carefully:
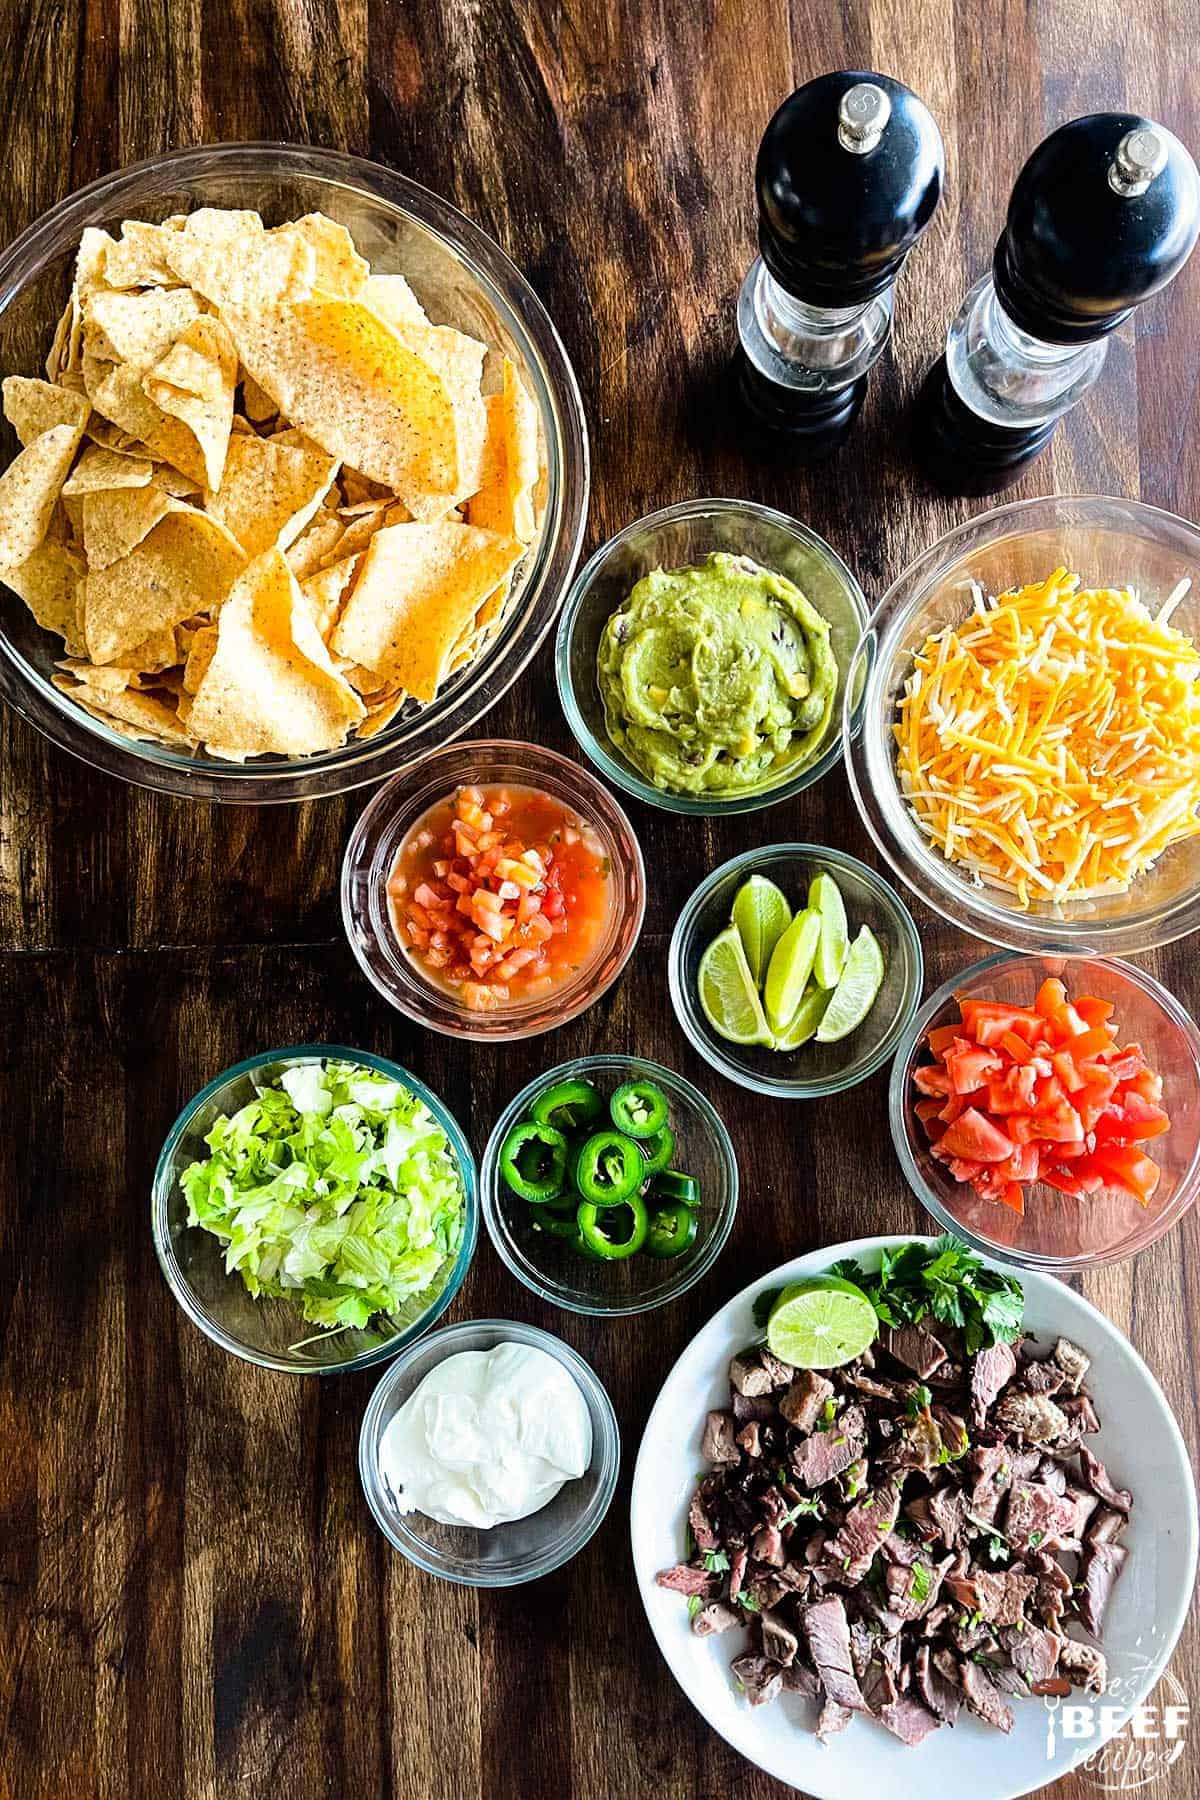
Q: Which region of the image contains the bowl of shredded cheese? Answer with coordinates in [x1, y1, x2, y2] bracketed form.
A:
[845, 495, 1200, 954]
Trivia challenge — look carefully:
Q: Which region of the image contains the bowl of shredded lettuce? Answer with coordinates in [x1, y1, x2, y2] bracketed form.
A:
[152, 1046, 477, 1373]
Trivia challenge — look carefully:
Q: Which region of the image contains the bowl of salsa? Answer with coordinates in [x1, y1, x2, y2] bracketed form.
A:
[342, 740, 646, 1039]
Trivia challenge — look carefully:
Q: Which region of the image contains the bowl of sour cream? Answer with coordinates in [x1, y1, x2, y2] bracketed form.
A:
[358, 1318, 620, 1584]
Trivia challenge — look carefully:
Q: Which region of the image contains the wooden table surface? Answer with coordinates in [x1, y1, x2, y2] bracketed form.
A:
[2, 0, 1198, 1796]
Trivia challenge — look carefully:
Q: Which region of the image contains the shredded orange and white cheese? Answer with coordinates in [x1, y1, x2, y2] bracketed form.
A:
[894, 567, 1200, 908]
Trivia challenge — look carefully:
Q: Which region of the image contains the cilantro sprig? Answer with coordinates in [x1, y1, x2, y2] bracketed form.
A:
[830, 1234, 1023, 1354]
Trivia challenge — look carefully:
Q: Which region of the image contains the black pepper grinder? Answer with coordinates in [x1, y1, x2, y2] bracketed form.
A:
[915, 113, 1200, 493]
[734, 71, 945, 458]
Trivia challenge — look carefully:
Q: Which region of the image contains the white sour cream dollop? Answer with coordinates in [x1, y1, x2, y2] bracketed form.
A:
[380, 1341, 592, 1529]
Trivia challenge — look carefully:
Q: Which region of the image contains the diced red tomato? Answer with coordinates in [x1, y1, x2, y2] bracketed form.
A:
[912, 980, 1166, 1218]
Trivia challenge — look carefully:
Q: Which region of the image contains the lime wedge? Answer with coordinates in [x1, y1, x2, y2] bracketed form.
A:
[809, 871, 849, 989]
[731, 875, 792, 986]
[767, 1275, 878, 1369]
[815, 924, 885, 1042]
[763, 908, 821, 1034]
[698, 924, 776, 1046]
[774, 981, 830, 1051]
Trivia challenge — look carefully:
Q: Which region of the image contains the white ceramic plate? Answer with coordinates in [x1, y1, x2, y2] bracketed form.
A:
[631, 1237, 1197, 1799]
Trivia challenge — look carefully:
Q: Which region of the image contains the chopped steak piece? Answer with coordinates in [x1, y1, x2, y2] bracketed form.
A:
[862, 1660, 899, 1713]
[1037, 1457, 1068, 1495]
[844, 1364, 900, 1402]
[849, 1620, 876, 1679]
[926, 1485, 967, 1547]
[732, 1390, 777, 1424]
[1004, 1481, 1079, 1554]
[752, 1522, 785, 1567]
[1087, 1507, 1128, 1546]
[1001, 1620, 1061, 1686]
[760, 1609, 800, 1667]
[692, 1601, 740, 1637]
[946, 1568, 1037, 1627]
[994, 1391, 1071, 1444]
[882, 1406, 944, 1474]
[1058, 1393, 1101, 1439]
[838, 1457, 869, 1502]
[746, 1569, 789, 1611]
[887, 1554, 952, 1624]
[1030, 1551, 1072, 1630]
[1022, 1360, 1066, 1397]
[656, 1564, 720, 1596]
[882, 1529, 927, 1568]
[735, 1420, 762, 1460]
[883, 1323, 947, 1379]
[915, 1642, 961, 1723]
[1052, 1336, 1091, 1394]
[688, 1490, 721, 1552]
[790, 1407, 866, 1490]
[730, 1653, 782, 1705]
[779, 1369, 834, 1433]
[1066, 1486, 1100, 1538]
[780, 1661, 822, 1697]
[827, 1481, 901, 1582]
[701, 1410, 740, 1464]
[1057, 1636, 1108, 1693]
[730, 1351, 775, 1397]
[1077, 1539, 1128, 1637]
[817, 1699, 854, 1743]
[1078, 1446, 1132, 1514]
[728, 1546, 748, 1600]
[971, 1342, 1017, 1425]
[803, 1597, 868, 1711]
[879, 1693, 942, 1746]
[759, 1348, 796, 1388]
[960, 1660, 1015, 1733]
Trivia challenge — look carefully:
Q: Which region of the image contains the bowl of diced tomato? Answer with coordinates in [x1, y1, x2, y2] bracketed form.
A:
[341, 739, 646, 1040]
[889, 950, 1200, 1270]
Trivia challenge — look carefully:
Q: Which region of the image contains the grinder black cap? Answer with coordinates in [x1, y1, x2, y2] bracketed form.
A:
[756, 71, 945, 307]
[993, 113, 1200, 344]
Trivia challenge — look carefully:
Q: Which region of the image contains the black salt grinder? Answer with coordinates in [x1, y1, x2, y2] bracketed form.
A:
[915, 113, 1200, 494]
[734, 71, 945, 458]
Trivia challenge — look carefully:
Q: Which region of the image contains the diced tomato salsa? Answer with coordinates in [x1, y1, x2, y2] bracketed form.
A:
[388, 784, 612, 1011]
[912, 976, 1168, 1215]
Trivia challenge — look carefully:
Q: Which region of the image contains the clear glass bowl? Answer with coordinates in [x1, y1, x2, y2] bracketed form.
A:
[341, 740, 646, 1040]
[480, 1055, 738, 1314]
[845, 494, 1200, 953]
[889, 951, 1200, 1271]
[358, 1317, 620, 1585]
[151, 1044, 478, 1372]
[555, 498, 868, 815]
[0, 141, 589, 801]
[669, 845, 924, 1099]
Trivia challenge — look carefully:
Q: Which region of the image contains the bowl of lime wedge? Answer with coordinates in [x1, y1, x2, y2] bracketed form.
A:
[668, 844, 924, 1099]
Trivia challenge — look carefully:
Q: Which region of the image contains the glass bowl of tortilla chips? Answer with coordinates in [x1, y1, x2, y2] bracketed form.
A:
[0, 143, 589, 800]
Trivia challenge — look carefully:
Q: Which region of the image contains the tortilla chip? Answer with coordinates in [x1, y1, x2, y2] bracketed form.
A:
[155, 466, 203, 497]
[186, 548, 365, 755]
[143, 315, 238, 490]
[53, 672, 194, 745]
[81, 484, 174, 569]
[180, 208, 264, 243]
[281, 215, 369, 296]
[240, 371, 276, 422]
[362, 273, 430, 332]
[0, 423, 84, 569]
[224, 290, 459, 508]
[3, 376, 90, 447]
[162, 223, 314, 311]
[284, 508, 345, 579]
[182, 623, 219, 693]
[84, 286, 203, 369]
[298, 552, 361, 640]
[82, 507, 246, 664]
[62, 445, 154, 494]
[82, 358, 208, 488]
[331, 520, 523, 700]
[102, 221, 185, 289]
[355, 687, 409, 739]
[466, 358, 539, 541]
[75, 228, 117, 298]
[0, 538, 86, 649]
[205, 431, 339, 557]
[45, 295, 77, 383]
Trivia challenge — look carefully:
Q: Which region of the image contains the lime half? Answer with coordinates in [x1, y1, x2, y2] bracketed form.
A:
[763, 908, 820, 1034]
[774, 982, 830, 1051]
[698, 924, 775, 1046]
[815, 924, 885, 1043]
[767, 1275, 878, 1369]
[731, 875, 792, 986]
[809, 871, 849, 990]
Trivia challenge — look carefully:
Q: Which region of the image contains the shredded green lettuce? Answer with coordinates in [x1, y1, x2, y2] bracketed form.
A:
[179, 1059, 466, 1330]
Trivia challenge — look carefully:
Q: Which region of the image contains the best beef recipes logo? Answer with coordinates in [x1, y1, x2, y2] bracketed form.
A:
[1044, 1661, 1190, 1791]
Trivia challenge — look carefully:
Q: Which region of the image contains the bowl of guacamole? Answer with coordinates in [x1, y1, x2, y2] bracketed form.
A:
[555, 500, 868, 815]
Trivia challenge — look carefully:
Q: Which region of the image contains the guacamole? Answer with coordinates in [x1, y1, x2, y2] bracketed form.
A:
[596, 552, 838, 797]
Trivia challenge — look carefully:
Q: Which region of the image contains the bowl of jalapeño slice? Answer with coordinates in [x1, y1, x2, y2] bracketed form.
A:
[480, 1055, 739, 1316]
